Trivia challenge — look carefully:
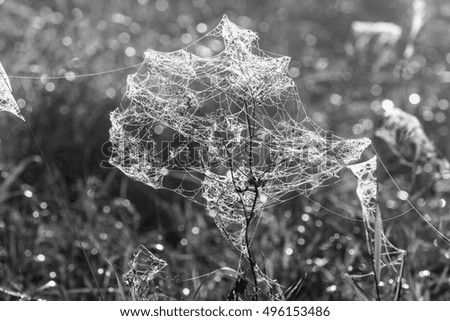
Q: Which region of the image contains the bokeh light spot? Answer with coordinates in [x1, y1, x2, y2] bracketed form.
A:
[409, 93, 421, 105]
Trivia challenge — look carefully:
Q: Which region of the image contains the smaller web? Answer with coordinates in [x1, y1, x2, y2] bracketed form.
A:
[0, 61, 24, 121]
[347, 157, 405, 294]
[124, 245, 168, 284]
[123, 245, 168, 300]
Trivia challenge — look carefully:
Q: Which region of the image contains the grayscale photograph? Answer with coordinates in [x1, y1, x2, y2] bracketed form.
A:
[0, 0, 449, 304]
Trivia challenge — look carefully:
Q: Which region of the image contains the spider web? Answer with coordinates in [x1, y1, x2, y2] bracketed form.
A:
[124, 245, 167, 284]
[109, 15, 401, 291]
[123, 245, 169, 300]
[347, 157, 405, 295]
[0, 61, 24, 121]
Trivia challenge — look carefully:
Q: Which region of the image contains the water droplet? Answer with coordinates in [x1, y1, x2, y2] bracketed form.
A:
[196, 23, 207, 33]
[155, 0, 169, 12]
[382, 99, 395, 112]
[36, 254, 46, 262]
[285, 247, 293, 255]
[419, 270, 431, 277]
[24, 190, 33, 198]
[326, 285, 337, 293]
[370, 84, 382, 96]
[397, 190, 409, 201]
[45, 82, 55, 92]
[329, 93, 342, 105]
[259, 194, 268, 203]
[409, 93, 421, 105]
[125, 46, 136, 57]
[191, 227, 200, 235]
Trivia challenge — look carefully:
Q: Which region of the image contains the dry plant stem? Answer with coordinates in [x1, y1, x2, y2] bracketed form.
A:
[227, 150, 259, 300]
[361, 181, 381, 300]
[364, 220, 381, 301]
[221, 97, 260, 300]
[245, 190, 259, 300]
[244, 98, 260, 300]
[363, 167, 381, 301]
[243, 100, 254, 173]
[373, 182, 382, 301]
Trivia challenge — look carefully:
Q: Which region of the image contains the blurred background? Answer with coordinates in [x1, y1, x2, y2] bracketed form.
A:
[0, 0, 449, 300]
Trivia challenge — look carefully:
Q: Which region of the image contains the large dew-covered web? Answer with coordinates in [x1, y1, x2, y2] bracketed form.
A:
[109, 15, 402, 292]
[109, 15, 370, 213]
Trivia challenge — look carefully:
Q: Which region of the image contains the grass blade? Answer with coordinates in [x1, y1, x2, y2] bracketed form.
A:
[106, 259, 127, 301]
[394, 251, 406, 301]
[343, 274, 370, 301]
[374, 206, 382, 286]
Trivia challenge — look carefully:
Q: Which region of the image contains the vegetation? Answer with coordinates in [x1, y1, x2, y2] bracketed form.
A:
[0, 0, 449, 300]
